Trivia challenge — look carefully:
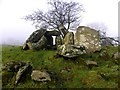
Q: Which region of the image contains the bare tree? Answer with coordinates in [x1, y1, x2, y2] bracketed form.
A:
[24, 0, 84, 37]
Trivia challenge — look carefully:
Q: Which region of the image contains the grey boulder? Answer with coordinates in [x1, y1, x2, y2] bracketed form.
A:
[74, 26, 101, 53]
[31, 70, 51, 82]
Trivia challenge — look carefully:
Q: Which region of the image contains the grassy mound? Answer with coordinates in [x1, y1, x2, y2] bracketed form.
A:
[1, 45, 119, 88]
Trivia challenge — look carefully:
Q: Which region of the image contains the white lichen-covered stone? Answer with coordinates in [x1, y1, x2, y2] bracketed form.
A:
[74, 26, 101, 53]
[57, 44, 86, 58]
[31, 70, 51, 82]
[63, 32, 74, 45]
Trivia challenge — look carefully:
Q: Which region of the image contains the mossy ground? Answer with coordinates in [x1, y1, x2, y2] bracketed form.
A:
[1, 45, 119, 88]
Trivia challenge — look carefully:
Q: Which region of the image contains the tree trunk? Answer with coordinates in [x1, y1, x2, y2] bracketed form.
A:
[58, 24, 68, 38]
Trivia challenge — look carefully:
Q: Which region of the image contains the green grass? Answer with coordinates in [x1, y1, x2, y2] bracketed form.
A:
[1, 45, 119, 88]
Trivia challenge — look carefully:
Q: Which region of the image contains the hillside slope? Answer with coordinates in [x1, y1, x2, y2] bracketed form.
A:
[1, 45, 119, 88]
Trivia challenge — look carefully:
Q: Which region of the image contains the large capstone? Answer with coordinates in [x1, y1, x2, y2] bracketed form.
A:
[26, 28, 47, 43]
[23, 28, 47, 50]
[44, 30, 60, 36]
[74, 26, 101, 53]
[24, 35, 47, 50]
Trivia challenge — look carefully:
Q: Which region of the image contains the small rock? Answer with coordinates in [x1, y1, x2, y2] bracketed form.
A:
[85, 60, 98, 69]
[60, 67, 71, 73]
[31, 70, 51, 82]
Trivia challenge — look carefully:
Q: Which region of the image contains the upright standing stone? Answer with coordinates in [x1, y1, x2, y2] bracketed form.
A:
[55, 36, 62, 47]
[74, 26, 101, 53]
[63, 32, 74, 45]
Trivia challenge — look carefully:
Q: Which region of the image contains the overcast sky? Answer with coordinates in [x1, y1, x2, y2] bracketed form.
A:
[0, 0, 119, 45]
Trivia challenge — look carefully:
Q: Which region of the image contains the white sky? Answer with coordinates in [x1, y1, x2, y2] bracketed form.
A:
[0, 0, 119, 45]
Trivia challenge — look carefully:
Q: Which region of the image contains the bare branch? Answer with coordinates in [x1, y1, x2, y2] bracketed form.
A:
[24, 0, 84, 37]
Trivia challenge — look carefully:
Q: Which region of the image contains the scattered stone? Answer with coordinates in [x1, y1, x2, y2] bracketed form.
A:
[15, 63, 32, 84]
[60, 67, 71, 73]
[2, 61, 26, 72]
[31, 70, 51, 82]
[85, 60, 98, 69]
[74, 26, 101, 53]
[57, 44, 86, 58]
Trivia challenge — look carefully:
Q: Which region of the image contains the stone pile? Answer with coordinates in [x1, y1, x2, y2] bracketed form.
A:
[22, 26, 101, 58]
[57, 26, 101, 58]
